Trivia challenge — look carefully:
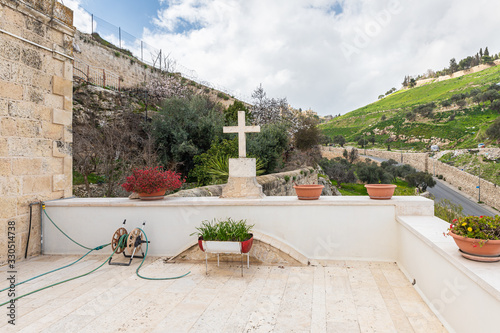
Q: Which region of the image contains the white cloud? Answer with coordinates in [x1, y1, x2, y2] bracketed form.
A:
[66, 0, 500, 116]
[63, 0, 93, 34]
[143, 0, 500, 115]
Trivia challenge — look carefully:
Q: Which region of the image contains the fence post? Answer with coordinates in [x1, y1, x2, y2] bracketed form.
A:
[103, 69, 106, 88]
[141, 41, 143, 62]
[91, 14, 93, 35]
[159, 49, 162, 71]
[119, 27, 121, 49]
[86, 64, 89, 82]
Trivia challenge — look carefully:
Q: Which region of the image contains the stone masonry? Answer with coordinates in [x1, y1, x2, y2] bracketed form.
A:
[168, 167, 321, 198]
[0, 0, 74, 264]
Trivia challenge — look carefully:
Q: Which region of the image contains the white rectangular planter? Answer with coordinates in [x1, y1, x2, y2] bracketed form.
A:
[203, 240, 242, 254]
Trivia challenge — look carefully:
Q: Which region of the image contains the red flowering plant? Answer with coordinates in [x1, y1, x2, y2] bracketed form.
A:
[447, 215, 500, 246]
[121, 167, 185, 194]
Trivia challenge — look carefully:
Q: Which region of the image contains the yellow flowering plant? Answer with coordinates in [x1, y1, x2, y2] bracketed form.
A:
[448, 215, 500, 241]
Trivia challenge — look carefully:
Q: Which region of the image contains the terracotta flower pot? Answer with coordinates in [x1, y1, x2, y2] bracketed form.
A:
[364, 184, 397, 200]
[448, 230, 500, 260]
[198, 234, 254, 253]
[138, 189, 167, 200]
[293, 184, 324, 200]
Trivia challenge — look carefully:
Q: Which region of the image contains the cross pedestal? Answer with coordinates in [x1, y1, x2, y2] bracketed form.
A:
[220, 111, 265, 199]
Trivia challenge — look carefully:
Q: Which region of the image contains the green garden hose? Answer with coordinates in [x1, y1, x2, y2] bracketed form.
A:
[0, 235, 127, 307]
[43, 207, 99, 251]
[135, 228, 191, 280]
[1, 247, 98, 293]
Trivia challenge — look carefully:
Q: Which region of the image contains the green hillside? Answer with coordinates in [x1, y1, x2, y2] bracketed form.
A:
[321, 65, 500, 150]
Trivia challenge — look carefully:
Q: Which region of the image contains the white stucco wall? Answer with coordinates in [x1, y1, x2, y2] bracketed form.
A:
[42, 196, 434, 261]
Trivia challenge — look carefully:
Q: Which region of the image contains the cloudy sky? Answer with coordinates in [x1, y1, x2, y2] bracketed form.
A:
[65, 0, 500, 116]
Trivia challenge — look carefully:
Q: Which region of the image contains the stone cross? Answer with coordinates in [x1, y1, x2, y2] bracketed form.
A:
[223, 111, 260, 158]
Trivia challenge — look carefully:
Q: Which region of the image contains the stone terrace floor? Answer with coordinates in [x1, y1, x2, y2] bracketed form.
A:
[1, 255, 447, 332]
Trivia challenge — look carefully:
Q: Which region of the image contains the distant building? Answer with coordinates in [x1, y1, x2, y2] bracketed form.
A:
[301, 108, 318, 117]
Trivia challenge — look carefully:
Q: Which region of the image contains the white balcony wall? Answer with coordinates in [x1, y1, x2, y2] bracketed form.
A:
[42, 196, 433, 261]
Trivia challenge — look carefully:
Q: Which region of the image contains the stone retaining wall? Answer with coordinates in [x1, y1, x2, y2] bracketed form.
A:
[432, 160, 500, 210]
[320, 147, 428, 171]
[320, 146, 500, 210]
[0, 0, 74, 263]
[74, 31, 157, 88]
[168, 167, 320, 198]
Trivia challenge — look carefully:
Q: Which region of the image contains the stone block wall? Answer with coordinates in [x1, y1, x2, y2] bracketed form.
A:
[433, 159, 500, 210]
[320, 147, 428, 171]
[74, 30, 157, 89]
[0, 0, 74, 264]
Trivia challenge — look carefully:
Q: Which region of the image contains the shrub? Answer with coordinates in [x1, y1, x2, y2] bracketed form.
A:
[356, 161, 392, 184]
[190, 138, 264, 185]
[332, 135, 346, 147]
[347, 148, 358, 163]
[294, 116, 322, 150]
[441, 99, 452, 107]
[247, 122, 289, 173]
[405, 171, 436, 192]
[434, 198, 464, 223]
[152, 95, 224, 175]
[489, 100, 500, 112]
[486, 118, 500, 141]
[319, 157, 357, 187]
[224, 101, 250, 126]
[284, 175, 290, 182]
[121, 167, 185, 194]
[456, 99, 467, 108]
[191, 218, 254, 242]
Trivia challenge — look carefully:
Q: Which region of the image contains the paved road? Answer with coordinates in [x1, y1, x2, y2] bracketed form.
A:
[427, 180, 495, 217]
[360, 155, 496, 216]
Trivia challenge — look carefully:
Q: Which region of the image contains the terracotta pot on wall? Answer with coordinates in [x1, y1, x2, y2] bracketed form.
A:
[364, 184, 397, 200]
[138, 189, 167, 200]
[293, 185, 324, 200]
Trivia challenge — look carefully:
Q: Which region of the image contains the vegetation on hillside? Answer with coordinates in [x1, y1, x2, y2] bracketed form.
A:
[321, 64, 500, 151]
[72, 80, 323, 196]
[403, 46, 499, 85]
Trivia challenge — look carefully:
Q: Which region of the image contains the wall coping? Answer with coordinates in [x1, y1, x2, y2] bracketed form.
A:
[397, 215, 500, 301]
[45, 195, 433, 208]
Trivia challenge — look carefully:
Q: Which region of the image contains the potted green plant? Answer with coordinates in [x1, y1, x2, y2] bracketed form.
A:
[191, 218, 254, 253]
[192, 218, 255, 275]
[447, 215, 500, 262]
[121, 166, 185, 200]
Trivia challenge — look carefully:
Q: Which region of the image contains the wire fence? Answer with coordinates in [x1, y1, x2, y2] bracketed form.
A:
[75, 8, 252, 104]
[74, 59, 121, 91]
